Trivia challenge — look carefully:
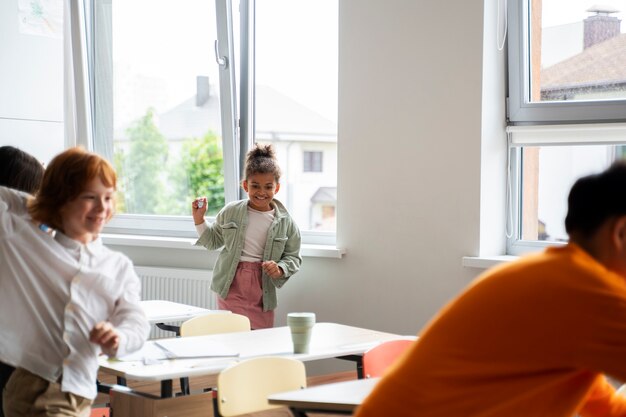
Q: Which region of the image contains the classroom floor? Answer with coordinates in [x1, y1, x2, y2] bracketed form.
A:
[96, 369, 358, 417]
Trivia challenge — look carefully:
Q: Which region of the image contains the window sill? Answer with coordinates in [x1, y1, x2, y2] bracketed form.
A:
[101, 233, 346, 259]
[462, 255, 518, 269]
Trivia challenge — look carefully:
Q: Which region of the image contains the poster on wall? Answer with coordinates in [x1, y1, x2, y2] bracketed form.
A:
[18, 0, 62, 39]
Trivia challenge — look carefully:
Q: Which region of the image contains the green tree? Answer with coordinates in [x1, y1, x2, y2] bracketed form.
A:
[170, 131, 225, 216]
[123, 108, 168, 214]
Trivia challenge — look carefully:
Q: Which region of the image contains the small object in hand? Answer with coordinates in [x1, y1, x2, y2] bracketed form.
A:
[196, 199, 204, 208]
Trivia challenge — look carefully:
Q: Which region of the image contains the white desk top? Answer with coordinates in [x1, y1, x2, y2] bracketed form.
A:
[140, 300, 228, 324]
[268, 377, 380, 413]
[100, 323, 409, 381]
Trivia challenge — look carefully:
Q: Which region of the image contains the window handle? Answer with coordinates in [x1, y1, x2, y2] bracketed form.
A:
[214, 40, 228, 69]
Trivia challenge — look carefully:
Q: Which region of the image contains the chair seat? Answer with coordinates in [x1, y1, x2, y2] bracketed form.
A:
[215, 357, 307, 417]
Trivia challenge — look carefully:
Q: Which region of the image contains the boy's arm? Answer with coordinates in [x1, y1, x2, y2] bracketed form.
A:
[579, 375, 626, 417]
[105, 261, 150, 358]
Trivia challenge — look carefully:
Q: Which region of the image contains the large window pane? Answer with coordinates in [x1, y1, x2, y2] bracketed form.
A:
[533, 0, 626, 103]
[254, 0, 338, 232]
[507, 0, 626, 122]
[94, 0, 225, 218]
[518, 143, 626, 242]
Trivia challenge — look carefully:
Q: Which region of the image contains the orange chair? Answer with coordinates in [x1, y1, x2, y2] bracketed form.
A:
[362, 339, 415, 378]
[89, 407, 110, 417]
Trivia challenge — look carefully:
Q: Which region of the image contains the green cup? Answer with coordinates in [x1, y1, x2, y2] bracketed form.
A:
[287, 312, 316, 353]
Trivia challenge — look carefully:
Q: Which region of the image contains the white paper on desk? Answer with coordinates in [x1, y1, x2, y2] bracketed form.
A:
[116, 342, 171, 361]
[154, 338, 239, 359]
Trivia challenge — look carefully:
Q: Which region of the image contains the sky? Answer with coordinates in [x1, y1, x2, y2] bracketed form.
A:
[541, 0, 626, 27]
[113, 0, 338, 124]
[113, 0, 624, 125]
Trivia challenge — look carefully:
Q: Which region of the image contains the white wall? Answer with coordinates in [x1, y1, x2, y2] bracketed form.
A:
[111, 0, 507, 372]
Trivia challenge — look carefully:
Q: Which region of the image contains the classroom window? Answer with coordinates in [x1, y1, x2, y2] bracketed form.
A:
[506, 0, 626, 255]
[89, 0, 338, 241]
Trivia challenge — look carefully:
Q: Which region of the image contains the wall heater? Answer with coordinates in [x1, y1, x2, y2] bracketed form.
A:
[135, 266, 216, 339]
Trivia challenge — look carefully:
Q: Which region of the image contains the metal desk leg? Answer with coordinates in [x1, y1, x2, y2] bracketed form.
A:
[179, 377, 190, 396]
[289, 408, 309, 417]
[161, 379, 173, 398]
[155, 323, 181, 335]
[337, 354, 364, 379]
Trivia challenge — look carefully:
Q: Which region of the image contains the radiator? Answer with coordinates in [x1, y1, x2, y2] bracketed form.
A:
[135, 266, 216, 339]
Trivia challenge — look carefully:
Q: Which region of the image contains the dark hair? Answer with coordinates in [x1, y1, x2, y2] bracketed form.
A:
[28, 147, 117, 230]
[243, 143, 281, 182]
[0, 146, 44, 195]
[565, 161, 626, 237]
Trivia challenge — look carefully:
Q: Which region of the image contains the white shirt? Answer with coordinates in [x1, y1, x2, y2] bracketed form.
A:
[0, 186, 149, 400]
[195, 206, 274, 262]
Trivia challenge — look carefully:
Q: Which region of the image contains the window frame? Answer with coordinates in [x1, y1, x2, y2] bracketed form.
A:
[506, 0, 626, 256]
[507, 0, 626, 124]
[87, 0, 337, 247]
[88, 0, 239, 240]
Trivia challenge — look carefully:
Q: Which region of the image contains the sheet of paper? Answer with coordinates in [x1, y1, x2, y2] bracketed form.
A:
[154, 338, 239, 359]
[117, 342, 171, 361]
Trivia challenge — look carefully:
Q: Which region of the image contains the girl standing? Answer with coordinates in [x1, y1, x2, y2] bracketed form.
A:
[192, 144, 302, 329]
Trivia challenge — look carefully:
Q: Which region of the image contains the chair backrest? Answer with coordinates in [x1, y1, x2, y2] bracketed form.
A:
[362, 339, 414, 378]
[180, 313, 251, 337]
[216, 357, 307, 417]
[89, 407, 110, 417]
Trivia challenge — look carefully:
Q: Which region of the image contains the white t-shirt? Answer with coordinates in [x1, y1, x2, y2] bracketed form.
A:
[195, 206, 275, 262]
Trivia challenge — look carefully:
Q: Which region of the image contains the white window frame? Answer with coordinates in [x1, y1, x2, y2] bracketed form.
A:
[507, 0, 626, 123]
[86, 0, 337, 247]
[506, 0, 626, 256]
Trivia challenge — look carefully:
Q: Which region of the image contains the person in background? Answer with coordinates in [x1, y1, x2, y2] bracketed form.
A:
[0, 146, 45, 417]
[0, 147, 150, 417]
[0, 146, 44, 195]
[192, 143, 301, 329]
[356, 161, 626, 417]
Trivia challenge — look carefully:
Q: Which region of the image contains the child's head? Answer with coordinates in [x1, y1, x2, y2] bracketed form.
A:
[29, 147, 117, 231]
[0, 146, 44, 195]
[243, 143, 281, 182]
[242, 144, 281, 212]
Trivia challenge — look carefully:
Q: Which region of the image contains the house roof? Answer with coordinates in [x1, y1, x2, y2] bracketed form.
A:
[541, 33, 626, 88]
[156, 93, 222, 140]
[310, 186, 337, 203]
[117, 84, 337, 142]
[255, 85, 336, 137]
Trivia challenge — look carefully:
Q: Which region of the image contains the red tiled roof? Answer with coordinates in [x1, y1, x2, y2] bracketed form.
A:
[541, 33, 626, 87]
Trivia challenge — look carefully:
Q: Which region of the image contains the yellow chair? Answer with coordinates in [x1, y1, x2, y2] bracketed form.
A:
[214, 357, 307, 417]
[178, 313, 251, 395]
[180, 313, 251, 337]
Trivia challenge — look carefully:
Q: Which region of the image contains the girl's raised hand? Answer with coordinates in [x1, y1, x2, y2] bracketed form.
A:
[262, 261, 284, 279]
[192, 197, 208, 224]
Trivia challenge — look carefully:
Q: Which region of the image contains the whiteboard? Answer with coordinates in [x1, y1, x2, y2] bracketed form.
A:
[0, 0, 63, 123]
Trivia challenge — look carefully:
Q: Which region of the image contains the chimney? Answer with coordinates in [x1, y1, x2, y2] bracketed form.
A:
[583, 5, 621, 49]
[196, 75, 210, 107]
